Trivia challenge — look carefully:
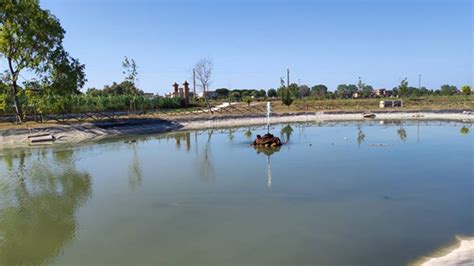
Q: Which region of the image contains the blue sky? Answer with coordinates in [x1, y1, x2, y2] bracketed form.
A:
[39, 0, 472, 94]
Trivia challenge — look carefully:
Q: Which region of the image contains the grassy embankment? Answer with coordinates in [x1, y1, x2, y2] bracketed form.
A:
[0, 96, 472, 130]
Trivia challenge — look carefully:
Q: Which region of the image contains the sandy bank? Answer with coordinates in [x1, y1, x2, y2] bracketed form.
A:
[0, 111, 472, 149]
[180, 111, 474, 130]
[416, 238, 474, 266]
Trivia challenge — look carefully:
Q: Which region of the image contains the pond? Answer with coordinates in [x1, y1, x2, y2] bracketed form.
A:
[0, 121, 472, 265]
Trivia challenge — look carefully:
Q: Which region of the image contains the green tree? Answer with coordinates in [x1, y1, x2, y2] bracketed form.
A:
[243, 96, 252, 106]
[267, 88, 277, 98]
[122, 56, 138, 85]
[461, 85, 471, 96]
[43, 49, 86, 96]
[215, 88, 229, 99]
[0, 0, 65, 121]
[298, 85, 311, 98]
[440, 84, 457, 96]
[281, 88, 294, 108]
[336, 84, 357, 98]
[399, 78, 409, 97]
[311, 84, 328, 98]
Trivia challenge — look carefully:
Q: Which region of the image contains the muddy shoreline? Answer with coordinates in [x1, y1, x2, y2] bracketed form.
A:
[0, 110, 472, 149]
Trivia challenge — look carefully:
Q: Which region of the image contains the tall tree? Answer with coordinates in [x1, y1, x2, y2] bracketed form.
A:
[122, 56, 138, 85]
[399, 78, 409, 97]
[281, 88, 294, 108]
[194, 58, 213, 111]
[0, 0, 65, 122]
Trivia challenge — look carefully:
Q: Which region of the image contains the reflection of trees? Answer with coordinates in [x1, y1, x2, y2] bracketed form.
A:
[244, 128, 252, 139]
[280, 124, 294, 143]
[227, 128, 235, 142]
[460, 126, 470, 135]
[357, 125, 365, 149]
[198, 129, 215, 181]
[0, 149, 91, 265]
[397, 125, 407, 141]
[128, 143, 143, 191]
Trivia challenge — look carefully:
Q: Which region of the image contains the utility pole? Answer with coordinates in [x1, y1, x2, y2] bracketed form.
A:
[287, 68, 290, 88]
[418, 74, 422, 90]
[193, 68, 196, 98]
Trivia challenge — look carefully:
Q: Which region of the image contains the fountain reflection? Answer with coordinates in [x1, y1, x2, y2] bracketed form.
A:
[0, 148, 91, 265]
[254, 145, 281, 188]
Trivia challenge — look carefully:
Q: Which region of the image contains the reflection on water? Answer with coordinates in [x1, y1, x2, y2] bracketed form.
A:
[280, 124, 294, 143]
[0, 149, 91, 265]
[0, 121, 472, 265]
[128, 143, 143, 191]
[357, 125, 365, 148]
[254, 145, 281, 188]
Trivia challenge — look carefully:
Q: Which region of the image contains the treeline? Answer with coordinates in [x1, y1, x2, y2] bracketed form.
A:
[0, 81, 189, 116]
[213, 88, 267, 100]
[268, 79, 471, 101]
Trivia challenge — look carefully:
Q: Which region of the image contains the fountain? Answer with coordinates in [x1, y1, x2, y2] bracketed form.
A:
[252, 102, 282, 147]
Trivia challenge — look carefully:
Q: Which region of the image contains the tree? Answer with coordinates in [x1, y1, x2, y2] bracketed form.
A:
[361, 85, 374, 98]
[43, 49, 86, 96]
[0, 0, 65, 121]
[288, 83, 299, 98]
[461, 85, 471, 96]
[281, 88, 293, 108]
[243, 96, 252, 106]
[194, 58, 213, 111]
[298, 85, 311, 98]
[122, 56, 138, 85]
[440, 84, 458, 96]
[399, 78, 409, 97]
[267, 88, 277, 98]
[195, 58, 212, 92]
[311, 84, 328, 98]
[336, 84, 357, 98]
[215, 88, 229, 99]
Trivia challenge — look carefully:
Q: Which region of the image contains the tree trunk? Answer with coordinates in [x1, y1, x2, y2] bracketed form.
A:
[8, 57, 23, 123]
[203, 86, 212, 113]
[12, 79, 23, 123]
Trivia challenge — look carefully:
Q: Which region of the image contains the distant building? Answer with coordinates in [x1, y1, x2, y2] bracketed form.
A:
[375, 89, 386, 97]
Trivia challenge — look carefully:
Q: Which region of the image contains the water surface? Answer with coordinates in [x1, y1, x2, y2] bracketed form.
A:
[0, 121, 472, 265]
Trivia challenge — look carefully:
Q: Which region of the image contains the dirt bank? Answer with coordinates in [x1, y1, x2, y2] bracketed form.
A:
[0, 111, 472, 149]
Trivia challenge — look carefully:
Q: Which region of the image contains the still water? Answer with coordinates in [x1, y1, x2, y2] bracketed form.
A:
[0, 121, 472, 265]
